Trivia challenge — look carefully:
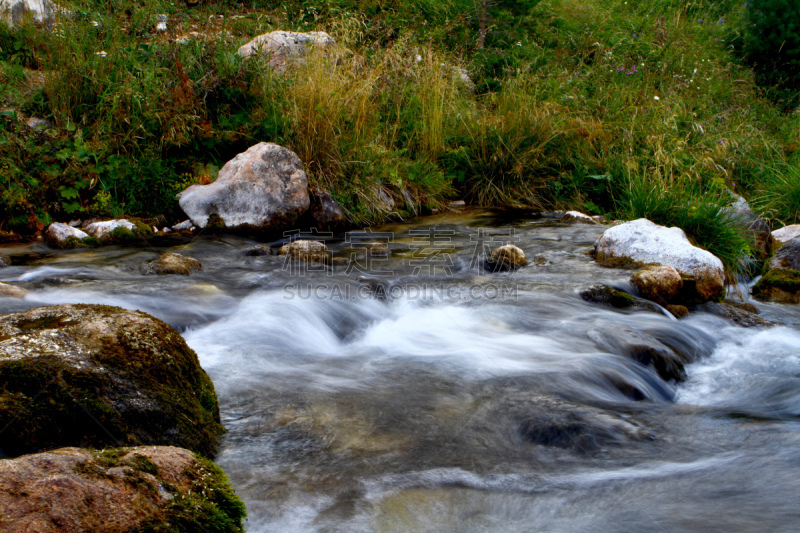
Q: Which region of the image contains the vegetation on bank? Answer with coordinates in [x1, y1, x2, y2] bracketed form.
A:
[0, 0, 799, 271]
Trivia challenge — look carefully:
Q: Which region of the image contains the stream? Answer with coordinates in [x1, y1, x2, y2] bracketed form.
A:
[2, 210, 800, 532]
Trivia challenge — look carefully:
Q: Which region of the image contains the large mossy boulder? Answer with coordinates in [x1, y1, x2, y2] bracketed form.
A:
[177, 142, 310, 232]
[0, 446, 246, 533]
[769, 236, 800, 271]
[593, 218, 725, 302]
[0, 304, 223, 458]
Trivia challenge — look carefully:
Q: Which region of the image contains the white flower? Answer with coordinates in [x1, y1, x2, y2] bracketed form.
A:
[95, 51, 107, 57]
[415, 54, 422, 63]
[654, 96, 660, 101]
[91, 20, 99, 27]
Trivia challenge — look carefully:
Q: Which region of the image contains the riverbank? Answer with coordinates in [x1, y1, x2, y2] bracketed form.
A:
[1, 0, 799, 258]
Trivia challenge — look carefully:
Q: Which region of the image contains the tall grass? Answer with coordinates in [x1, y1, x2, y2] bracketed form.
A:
[1, 0, 799, 242]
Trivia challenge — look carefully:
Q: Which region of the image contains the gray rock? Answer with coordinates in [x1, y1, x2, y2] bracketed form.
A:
[588, 326, 686, 382]
[244, 244, 272, 256]
[770, 237, 800, 271]
[310, 188, 346, 228]
[0, 255, 9, 267]
[0, 0, 55, 26]
[44, 222, 88, 248]
[593, 218, 725, 301]
[142, 252, 202, 275]
[177, 142, 310, 231]
[172, 219, 194, 231]
[701, 301, 775, 327]
[237, 30, 336, 74]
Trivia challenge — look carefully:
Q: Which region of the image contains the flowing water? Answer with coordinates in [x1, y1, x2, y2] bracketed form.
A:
[2, 210, 800, 532]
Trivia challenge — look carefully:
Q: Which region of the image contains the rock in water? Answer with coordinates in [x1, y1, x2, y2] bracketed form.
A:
[580, 285, 635, 309]
[561, 211, 597, 224]
[769, 237, 800, 271]
[487, 244, 528, 271]
[0, 446, 246, 533]
[0, 304, 224, 457]
[142, 252, 202, 275]
[752, 269, 800, 304]
[177, 142, 310, 231]
[278, 239, 329, 263]
[630, 265, 683, 303]
[593, 218, 725, 301]
[772, 225, 800, 244]
[237, 30, 336, 74]
[44, 222, 88, 248]
[84, 219, 137, 240]
[0, 281, 25, 298]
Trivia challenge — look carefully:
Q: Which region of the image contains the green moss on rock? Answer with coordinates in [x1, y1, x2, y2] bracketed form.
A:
[580, 285, 635, 308]
[0, 304, 224, 458]
[752, 269, 800, 303]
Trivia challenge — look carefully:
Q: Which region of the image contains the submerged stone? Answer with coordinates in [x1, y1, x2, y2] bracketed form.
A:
[580, 284, 635, 308]
[0, 304, 224, 457]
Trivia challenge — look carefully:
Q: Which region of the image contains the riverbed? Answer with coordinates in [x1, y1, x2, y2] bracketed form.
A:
[2, 210, 800, 532]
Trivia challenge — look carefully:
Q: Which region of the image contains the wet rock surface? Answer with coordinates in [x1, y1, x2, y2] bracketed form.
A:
[0, 304, 223, 457]
[0, 446, 245, 533]
[486, 244, 527, 271]
[142, 252, 202, 275]
[753, 269, 800, 304]
[630, 265, 683, 304]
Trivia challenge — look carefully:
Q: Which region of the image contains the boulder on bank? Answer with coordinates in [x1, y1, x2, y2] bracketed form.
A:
[630, 265, 683, 303]
[237, 30, 336, 74]
[278, 239, 329, 263]
[0, 446, 246, 533]
[0, 0, 55, 26]
[44, 222, 89, 248]
[486, 244, 528, 272]
[177, 142, 310, 232]
[769, 237, 800, 271]
[309, 188, 346, 228]
[593, 218, 725, 301]
[773, 225, 800, 244]
[142, 252, 202, 275]
[0, 304, 223, 457]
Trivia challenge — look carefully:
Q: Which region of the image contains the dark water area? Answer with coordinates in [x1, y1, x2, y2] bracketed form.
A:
[2, 210, 800, 532]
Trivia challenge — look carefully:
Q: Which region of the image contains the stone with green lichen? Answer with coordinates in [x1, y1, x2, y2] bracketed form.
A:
[580, 285, 635, 308]
[752, 269, 800, 304]
[0, 446, 245, 533]
[0, 304, 224, 458]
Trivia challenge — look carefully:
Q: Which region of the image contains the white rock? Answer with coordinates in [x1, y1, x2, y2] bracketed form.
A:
[561, 211, 597, 224]
[177, 143, 310, 230]
[0, 0, 54, 26]
[44, 222, 88, 248]
[772, 225, 800, 244]
[172, 220, 194, 231]
[593, 218, 725, 300]
[84, 219, 136, 239]
[237, 30, 336, 74]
